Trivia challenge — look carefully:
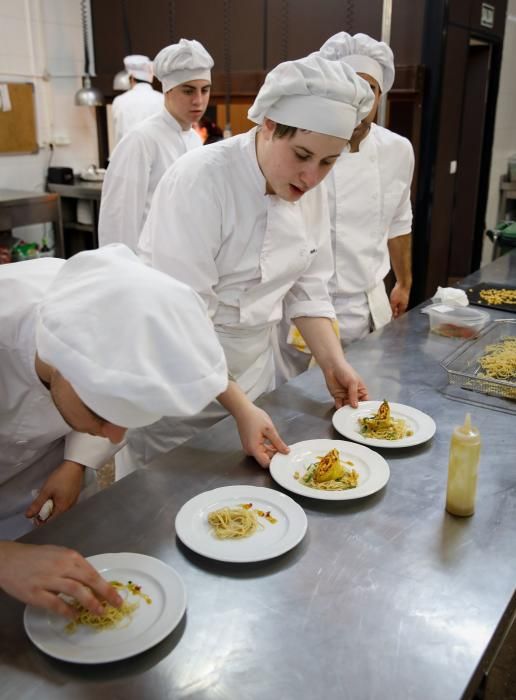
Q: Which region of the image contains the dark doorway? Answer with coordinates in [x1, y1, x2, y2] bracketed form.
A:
[448, 40, 492, 284]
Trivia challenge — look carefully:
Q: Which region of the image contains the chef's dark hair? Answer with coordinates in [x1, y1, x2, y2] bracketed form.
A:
[272, 123, 297, 139]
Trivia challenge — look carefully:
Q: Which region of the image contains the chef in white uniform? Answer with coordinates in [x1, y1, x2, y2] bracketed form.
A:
[111, 55, 164, 145]
[275, 33, 414, 379]
[0, 244, 227, 617]
[99, 39, 213, 251]
[0, 244, 227, 543]
[117, 54, 374, 477]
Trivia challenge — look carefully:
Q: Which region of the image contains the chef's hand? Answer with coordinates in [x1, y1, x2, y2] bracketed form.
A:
[234, 404, 289, 468]
[25, 460, 85, 523]
[323, 360, 369, 409]
[389, 283, 410, 318]
[0, 542, 123, 618]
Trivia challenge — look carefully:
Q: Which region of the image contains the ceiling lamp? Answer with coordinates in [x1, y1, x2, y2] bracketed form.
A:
[113, 0, 131, 91]
[75, 75, 104, 106]
[75, 0, 104, 106]
[113, 69, 130, 91]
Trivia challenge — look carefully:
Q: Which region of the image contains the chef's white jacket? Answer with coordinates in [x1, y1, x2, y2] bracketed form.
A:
[99, 108, 202, 252]
[139, 127, 335, 331]
[119, 128, 335, 473]
[328, 123, 414, 298]
[0, 259, 118, 537]
[112, 83, 164, 145]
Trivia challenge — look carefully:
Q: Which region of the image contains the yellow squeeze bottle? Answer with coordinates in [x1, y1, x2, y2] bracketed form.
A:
[445, 413, 481, 517]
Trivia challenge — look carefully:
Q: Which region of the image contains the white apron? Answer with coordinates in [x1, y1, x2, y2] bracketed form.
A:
[333, 279, 392, 345]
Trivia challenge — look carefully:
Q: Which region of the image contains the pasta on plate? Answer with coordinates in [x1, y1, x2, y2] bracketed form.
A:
[294, 448, 359, 491]
[359, 400, 413, 440]
[208, 503, 277, 540]
[65, 580, 152, 633]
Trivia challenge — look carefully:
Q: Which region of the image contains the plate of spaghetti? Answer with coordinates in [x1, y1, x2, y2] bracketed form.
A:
[270, 439, 390, 501]
[23, 552, 186, 664]
[175, 485, 307, 562]
[332, 400, 436, 448]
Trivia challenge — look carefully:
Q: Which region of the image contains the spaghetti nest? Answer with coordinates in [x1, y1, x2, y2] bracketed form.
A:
[65, 580, 152, 634]
[479, 288, 516, 305]
[478, 337, 516, 381]
[359, 400, 413, 440]
[295, 448, 359, 491]
[208, 506, 263, 539]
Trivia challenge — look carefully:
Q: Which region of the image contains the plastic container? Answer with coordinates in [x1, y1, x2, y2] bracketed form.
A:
[445, 413, 481, 517]
[426, 304, 490, 339]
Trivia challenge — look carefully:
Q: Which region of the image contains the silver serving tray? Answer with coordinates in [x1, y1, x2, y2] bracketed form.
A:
[441, 319, 516, 400]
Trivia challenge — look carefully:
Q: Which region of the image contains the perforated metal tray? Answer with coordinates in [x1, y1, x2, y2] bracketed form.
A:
[441, 319, 516, 400]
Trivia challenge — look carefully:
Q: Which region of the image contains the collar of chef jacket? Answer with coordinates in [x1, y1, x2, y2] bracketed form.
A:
[245, 128, 268, 196]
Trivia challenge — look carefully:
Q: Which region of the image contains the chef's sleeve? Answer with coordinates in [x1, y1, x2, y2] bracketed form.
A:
[387, 141, 415, 239]
[64, 432, 122, 469]
[98, 132, 152, 251]
[140, 163, 222, 318]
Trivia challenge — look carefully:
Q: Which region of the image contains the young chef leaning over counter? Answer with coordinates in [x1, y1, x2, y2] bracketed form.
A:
[99, 38, 213, 252]
[275, 32, 415, 380]
[0, 244, 228, 614]
[117, 54, 375, 478]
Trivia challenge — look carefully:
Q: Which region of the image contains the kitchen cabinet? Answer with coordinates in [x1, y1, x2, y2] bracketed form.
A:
[46, 179, 102, 258]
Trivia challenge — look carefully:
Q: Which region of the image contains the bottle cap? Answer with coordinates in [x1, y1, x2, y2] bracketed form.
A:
[454, 413, 480, 442]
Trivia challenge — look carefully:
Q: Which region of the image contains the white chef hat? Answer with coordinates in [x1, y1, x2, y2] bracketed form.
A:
[154, 39, 214, 93]
[123, 54, 153, 83]
[247, 53, 374, 140]
[319, 32, 395, 94]
[36, 244, 228, 429]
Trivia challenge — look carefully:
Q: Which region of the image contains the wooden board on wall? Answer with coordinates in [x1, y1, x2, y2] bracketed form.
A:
[216, 102, 253, 136]
[0, 82, 38, 155]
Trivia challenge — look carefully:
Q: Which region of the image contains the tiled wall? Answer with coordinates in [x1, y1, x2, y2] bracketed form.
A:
[483, 0, 516, 264]
[0, 0, 98, 245]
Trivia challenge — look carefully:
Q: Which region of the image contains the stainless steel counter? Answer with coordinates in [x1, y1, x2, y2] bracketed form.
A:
[46, 178, 102, 200]
[1, 253, 515, 700]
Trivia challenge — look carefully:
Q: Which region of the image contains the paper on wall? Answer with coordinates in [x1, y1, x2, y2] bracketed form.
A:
[0, 84, 12, 112]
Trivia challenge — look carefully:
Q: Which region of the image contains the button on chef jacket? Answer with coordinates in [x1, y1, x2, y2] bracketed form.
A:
[112, 82, 164, 145]
[99, 108, 202, 252]
[125, 127, 335, 471]
[328, 123, 414, 298]
[0, 259, 119, 538]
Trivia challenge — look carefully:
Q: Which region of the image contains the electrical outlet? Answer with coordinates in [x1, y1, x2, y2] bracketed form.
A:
[52, 134, 71, 146]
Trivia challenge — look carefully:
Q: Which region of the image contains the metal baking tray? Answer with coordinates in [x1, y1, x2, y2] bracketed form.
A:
[441, 319, 516, 400]
[466, 281, 516, 313]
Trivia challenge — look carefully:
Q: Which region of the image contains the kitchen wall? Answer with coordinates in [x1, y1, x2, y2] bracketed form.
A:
[0, 0, 98, 246]
[483, 0, 516, 263]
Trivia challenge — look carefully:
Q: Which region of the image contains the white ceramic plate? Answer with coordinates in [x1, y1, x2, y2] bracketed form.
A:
[270, 439, 390, 501]
[175, 485, 307, 563]
[332, 401, 437, 448]
[24, 552, 186, 664]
